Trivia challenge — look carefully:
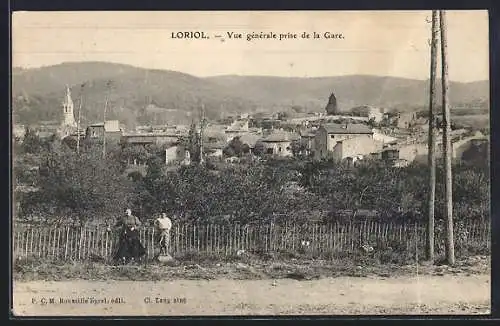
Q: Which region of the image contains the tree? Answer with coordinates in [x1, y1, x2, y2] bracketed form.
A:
[222, 145, 236, 158]
[223, 136, 248, 157]
[22, 127, 42, 154]
[253, 141, 265, 156]
[325, 93, 338, 115]
[298, 160, 427, 221]
[290, 140, 308, 157]
[134, 155, 169, 218]
[186, 122, 201, 163]
[120, 145, 151, 165]
[277, 112, 289, 120]
[32, 148, 136, 223]
[367, 118, 378, 128]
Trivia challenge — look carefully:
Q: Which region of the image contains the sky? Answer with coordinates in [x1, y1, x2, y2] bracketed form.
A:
[12, 10, 489, 82]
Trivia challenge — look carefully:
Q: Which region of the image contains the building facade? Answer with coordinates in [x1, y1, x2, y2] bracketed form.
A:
[396, 112, 417, 129]
[299, 129, 317, 156]
[85, 120, 122, 145]
[368, 107, 384, 123]
[314, 123, 374, 160]
[332, 136, 384, 163]
[261, 130, 300, 157]
[165, 145, 188, 165]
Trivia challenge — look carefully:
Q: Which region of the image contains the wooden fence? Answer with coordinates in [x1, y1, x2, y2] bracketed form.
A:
[12, 220, 490, 261]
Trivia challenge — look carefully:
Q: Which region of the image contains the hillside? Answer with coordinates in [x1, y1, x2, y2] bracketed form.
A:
[207, 75, 489, 111]
[11, 62, 489, 126]
[12, 62, 258, 126]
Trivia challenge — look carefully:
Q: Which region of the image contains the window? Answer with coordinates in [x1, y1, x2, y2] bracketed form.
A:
[330, 135, 335, 139]
[279, 147, 282, 152]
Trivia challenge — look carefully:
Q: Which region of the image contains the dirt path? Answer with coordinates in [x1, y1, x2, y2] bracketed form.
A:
[13, 274, 490, 316]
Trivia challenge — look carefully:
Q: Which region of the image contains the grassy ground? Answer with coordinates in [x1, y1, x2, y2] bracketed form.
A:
[13, 251, 490, 282]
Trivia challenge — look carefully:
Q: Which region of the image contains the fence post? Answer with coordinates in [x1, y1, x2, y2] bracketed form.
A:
[214, 224, 218, 254]
[349, 222, 354, 253]
[29, 228, 33, 258]
[403, 223, 408, 252]
[56, 228, 61, 259]
[268, 222, 272, 252]
[62, 226, 69, 260]
[20, 228, 26, 259]
[235, 223, 239, 252]
[105, 227, 109, 259]
[77, 226, 82, 260]
[39, 228, 44, 258]
[207, 224, 211, 253]
[13, 229, 19, 258]
[47, 229, 52, 259]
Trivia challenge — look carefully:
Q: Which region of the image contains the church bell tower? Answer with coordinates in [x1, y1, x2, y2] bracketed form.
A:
[61, 85, 77, 129]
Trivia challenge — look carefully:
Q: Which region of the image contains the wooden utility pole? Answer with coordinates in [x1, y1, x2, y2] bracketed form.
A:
[76, 83, 85, 154]
[426, 10, 439, 262]
[102, 81, 111, 159]
[440, 10, 455, 265]
[199, 103, 205, 165]
[76, 85, 83, 155]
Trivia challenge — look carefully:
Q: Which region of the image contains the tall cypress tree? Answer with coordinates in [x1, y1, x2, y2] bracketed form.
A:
[325, 92, 338, 115]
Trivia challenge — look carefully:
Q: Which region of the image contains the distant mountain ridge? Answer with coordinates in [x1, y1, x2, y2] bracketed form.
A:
[12, 62, 489, 126]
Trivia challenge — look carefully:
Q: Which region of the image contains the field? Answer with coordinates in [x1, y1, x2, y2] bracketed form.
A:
[12, 255, 490, 316]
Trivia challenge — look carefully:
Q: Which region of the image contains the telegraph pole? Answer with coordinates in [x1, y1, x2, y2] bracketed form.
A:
[440, 10, 455, 265]
[102, 81, 111, 159]
[199, 103, 205, 165]
[426, 10, 439, 262]
[76, 83, 85, 155]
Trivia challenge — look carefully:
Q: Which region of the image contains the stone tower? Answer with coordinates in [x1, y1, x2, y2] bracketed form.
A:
[325, 92, 338, 115]
[61, 85, 77, 128]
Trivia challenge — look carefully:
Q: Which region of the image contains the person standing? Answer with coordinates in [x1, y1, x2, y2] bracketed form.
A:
[155, 212, 173, 256]
[112, 208, 146, 264]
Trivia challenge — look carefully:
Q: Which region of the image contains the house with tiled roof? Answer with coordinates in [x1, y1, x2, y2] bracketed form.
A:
[314, 123, 374, 160]
[332, 136, 385, 165]
[85, 120, 122, 145]
[261, 130, 300, 157]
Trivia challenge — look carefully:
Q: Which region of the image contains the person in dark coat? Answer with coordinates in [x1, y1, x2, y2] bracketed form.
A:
[112, 208, 146, 264]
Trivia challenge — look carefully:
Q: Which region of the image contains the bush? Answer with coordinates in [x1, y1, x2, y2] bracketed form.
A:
[18, 138, 490, 228]
[24, 147, 136, 223]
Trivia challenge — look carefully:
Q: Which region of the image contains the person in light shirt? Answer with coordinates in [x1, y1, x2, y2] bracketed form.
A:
[155, 212, 173, 255]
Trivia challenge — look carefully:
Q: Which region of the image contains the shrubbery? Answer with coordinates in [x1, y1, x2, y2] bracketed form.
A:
[15, 135, 490, 226]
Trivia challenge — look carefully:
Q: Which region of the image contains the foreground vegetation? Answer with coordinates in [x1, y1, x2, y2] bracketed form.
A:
[13, 132, 490, 281]
[14, 129, 489, 227]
